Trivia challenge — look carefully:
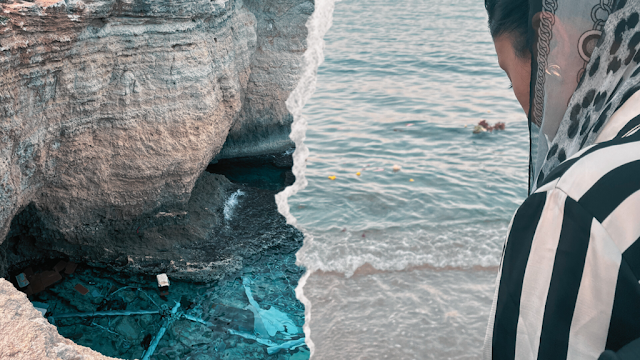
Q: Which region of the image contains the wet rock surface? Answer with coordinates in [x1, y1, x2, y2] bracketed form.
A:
[218, 0, 315, 160]
[2, 167, 302, 283]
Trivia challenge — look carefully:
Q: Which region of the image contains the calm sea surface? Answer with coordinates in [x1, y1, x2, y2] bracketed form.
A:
[290, 0, 529, 358]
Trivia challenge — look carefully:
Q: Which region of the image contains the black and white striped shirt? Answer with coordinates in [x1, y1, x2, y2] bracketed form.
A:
[484, 114, 640, 359]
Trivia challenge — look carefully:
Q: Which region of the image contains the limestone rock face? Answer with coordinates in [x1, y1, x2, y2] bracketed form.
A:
[0, 278, 115, 360]
[218, 0, 315, 159]
[0, 0, 312, 272]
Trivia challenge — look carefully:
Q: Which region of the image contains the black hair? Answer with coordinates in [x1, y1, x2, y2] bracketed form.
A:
[485, 0, 530, 58]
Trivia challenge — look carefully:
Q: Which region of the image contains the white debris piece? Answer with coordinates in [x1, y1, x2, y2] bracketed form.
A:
[156, 273, 169, 287]
[267, 338, 306, 355]
[242, 277, 300, 337]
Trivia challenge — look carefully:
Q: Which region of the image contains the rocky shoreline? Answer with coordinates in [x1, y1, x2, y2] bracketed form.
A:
[0, 0, 314, 358]
[0, 0, 311, 281]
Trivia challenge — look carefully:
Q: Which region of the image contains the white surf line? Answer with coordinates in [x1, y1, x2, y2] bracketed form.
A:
[274, 0, 339, 357]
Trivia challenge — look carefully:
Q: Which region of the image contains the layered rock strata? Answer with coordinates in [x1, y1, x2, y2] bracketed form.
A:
[0, 0, 312, 278]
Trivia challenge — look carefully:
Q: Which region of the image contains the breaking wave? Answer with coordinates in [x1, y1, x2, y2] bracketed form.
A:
[224, 189, 245, 221]
[275, 0, 339, 356]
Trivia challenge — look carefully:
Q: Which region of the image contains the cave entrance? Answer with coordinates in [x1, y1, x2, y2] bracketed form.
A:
[0, 147, 309, 359]
[206, 148, 296, 192]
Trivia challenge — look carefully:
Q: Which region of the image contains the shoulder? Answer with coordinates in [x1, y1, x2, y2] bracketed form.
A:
[535, 133, 640, 221]
[527, 132, 640, 252]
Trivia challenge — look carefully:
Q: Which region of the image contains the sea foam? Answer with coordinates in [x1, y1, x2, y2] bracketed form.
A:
[224, 189, 245, 221]
[275, 0, 339, 356]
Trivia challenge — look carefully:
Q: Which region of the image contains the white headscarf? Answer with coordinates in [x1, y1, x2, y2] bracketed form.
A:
[528, 0, 640, 192]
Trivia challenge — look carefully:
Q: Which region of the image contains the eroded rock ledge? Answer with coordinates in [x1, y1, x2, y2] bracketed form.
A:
[0, 0, 312, 278]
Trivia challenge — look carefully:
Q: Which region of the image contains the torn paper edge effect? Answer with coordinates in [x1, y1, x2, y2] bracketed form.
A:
[275, 0, 338, 357]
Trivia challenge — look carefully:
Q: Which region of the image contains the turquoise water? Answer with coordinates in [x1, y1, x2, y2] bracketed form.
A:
[291, 0, 530, 358]
[43, 250, 307, 360]
[30, 183, 309, 359]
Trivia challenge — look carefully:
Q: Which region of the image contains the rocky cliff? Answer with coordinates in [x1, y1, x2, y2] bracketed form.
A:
[0, 0, 312, 278]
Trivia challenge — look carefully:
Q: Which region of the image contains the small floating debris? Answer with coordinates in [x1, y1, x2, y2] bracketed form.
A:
[356, 172, 361, 176]
[409, 178, 414, 182]
[473, 120, 506, 134]
[328, 175, 336, 180]
[392, 165, 401, 172]
[406, 123, 414, 127]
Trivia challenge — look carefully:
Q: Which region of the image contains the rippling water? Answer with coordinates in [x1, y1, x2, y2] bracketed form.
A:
[290, 0, 530, 357]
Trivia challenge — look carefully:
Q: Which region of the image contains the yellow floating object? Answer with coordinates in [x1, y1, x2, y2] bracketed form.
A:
[409, 179, 414, 182]
[356, 172, 361, 176]
[328, 175, 336, 180]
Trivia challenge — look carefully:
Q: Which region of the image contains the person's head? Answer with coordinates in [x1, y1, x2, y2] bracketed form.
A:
[485, 0, 531, 114]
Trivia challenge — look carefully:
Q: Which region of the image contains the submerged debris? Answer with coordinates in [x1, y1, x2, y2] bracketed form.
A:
[226, 277, 305, 354]
[156, 273, 170, 296]
[74, 284, 89, 295]
[24, 246, 308, 359]
[15, 261, 79, 295]
[141, 302, 182, 360]
[243, 277, 299, 337]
